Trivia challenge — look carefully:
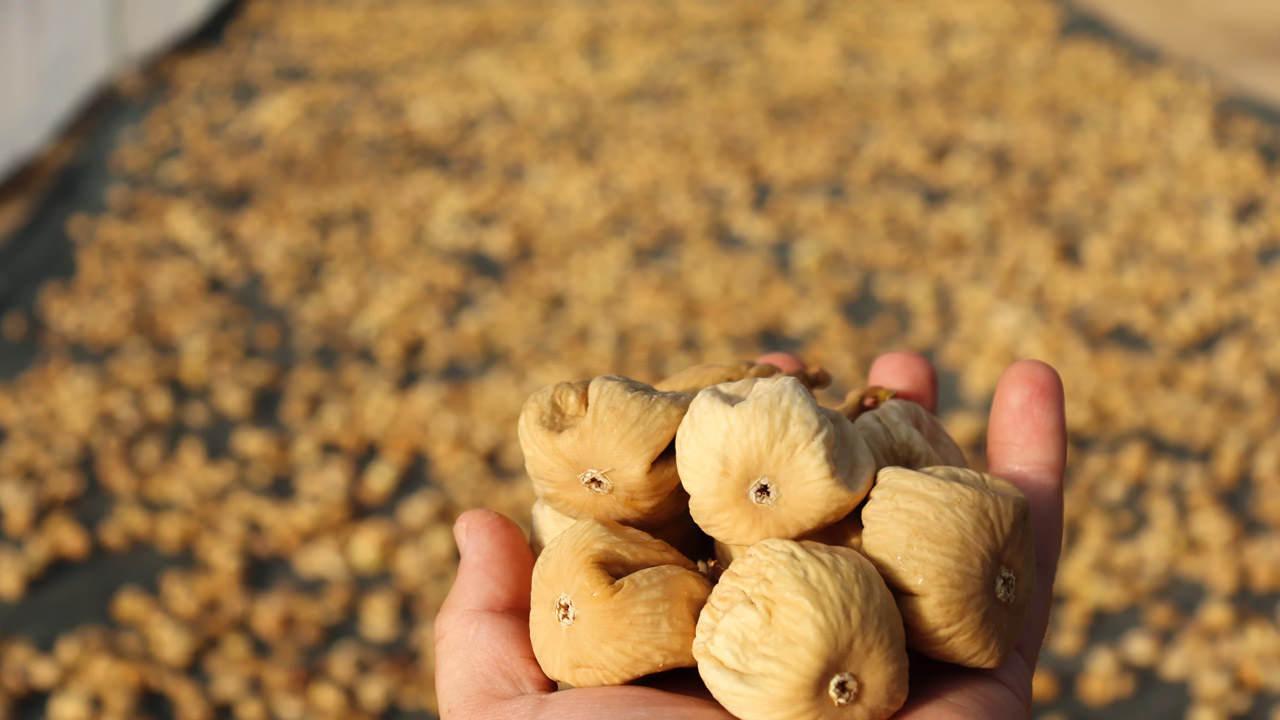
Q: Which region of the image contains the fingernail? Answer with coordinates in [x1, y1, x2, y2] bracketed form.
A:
[453, 516, 471, 556]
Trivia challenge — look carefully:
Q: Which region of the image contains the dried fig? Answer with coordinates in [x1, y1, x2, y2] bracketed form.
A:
[655, 362, 769, 394]
[714, 510, 863, 568]
[676, 376, 878, 545]
[694, 540, 908, 720]
[529, 519, 712, 687]
[802, 509, 865, 551]
[835, 386, 898, 421]
[855, 399, 968, 469]
[712, 540, 747, 569]
[860, 466, 1035, 668]
[518, 376, 691, 525]
[530, 499, 578, 555]
[530, 499, 710, 560]
[656, 361, 832, 394]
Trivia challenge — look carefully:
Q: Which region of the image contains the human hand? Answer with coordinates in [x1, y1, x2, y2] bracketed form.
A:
[434, 352, 1065, 719]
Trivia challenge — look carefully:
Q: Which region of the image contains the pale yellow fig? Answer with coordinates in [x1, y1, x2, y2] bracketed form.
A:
[712, 539, 746, 569]
[656, 361, 832, 394]
[855, 398, 968, 469]
[530, 499, 579, 555]
[676, 376, 877, 545]
[654, 361, 769, 394]
[518, 376, 691, 525]
[834, 385, 898, 421]
[802, 509, 864, 551]
[714, 511, 863, 569]
[694, 540, 909, 720]
[860, 466, 1035, 669]
[530, 499, 710, 560]
[529, 519, 712, 687]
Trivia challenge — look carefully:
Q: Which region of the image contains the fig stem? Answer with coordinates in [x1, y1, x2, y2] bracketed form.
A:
[578, 468, 614, 494]
[995, 566, 1017, 604]
[748, 477, 777, 506]
[556, 594, 576, 625]
[828, 671, 859, 706]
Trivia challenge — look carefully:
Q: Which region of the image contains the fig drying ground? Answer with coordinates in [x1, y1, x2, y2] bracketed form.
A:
[1, 0, 1280, 718]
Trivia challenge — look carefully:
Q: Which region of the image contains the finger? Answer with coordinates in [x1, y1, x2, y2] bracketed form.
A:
[985, 360, 1066, 666]
[755, 351, 805, 374]
[523, 685, 734, 720]
[440, 510, 535, 616]
[435, 510, 553, 716]
[867, 351, 938, 412]
[896, 657, 1031, 718]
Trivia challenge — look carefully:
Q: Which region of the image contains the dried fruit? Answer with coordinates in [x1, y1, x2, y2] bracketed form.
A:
[834, 386, 898, 421]
[529, 519, 711, 687]
[694, 540, 908, 720]
[530, 500, 580, 556]
[5, 0, 1279, 714]
[654, 362, 775, 394]
[711, 541, 746, 571]
[715, 510, 863, 568]
[855, 399, 968, 469]
[861, 466, 1035, 668]
[530, 500, 709, 560]
[803, 510, 866, 552]
[655, 361, 832, 395]
[676, 376, 878, 545]
[519, 376, 691, 525]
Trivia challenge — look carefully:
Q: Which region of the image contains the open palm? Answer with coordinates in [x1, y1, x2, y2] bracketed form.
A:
[434, 352, 1066, 720]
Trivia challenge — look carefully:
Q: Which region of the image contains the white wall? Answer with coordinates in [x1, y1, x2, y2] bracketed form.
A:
[0, 0, 225, 181]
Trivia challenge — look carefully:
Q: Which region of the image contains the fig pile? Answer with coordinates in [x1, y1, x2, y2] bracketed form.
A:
[519, 361, 1035, 720]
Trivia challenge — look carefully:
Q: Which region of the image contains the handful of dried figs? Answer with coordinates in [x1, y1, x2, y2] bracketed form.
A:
[517, 361, 1035, 720]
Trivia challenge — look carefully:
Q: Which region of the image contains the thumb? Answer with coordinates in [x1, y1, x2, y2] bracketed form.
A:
[986, 360, 1066, 667]
[435, 510, 553, 717]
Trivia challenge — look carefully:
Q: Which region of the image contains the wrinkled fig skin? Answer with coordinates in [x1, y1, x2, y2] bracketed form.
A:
[655, 362, 772, 394]
[530, 499, 579, 555]
[860, 466, 1035, 669]
[656, 361, 833, 395]
[715, 511, 863, 569]
[802, 509, 864, 551]
[695, 540, 909, 720]
[854, 399, 968, 470]
[518, 376, 692, 525]
[530, 499, 711, 560]
[713, 540, 745, 569]
[676, 376, 879, 545]
[836, 386, 897, 421]
[529, 519, 712, 687]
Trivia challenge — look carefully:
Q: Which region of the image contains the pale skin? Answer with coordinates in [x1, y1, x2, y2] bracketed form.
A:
[435, 351, 1067, 720]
